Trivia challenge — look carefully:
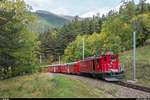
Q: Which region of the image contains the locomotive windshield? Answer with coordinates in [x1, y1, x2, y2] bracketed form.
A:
[111, 57, 117, 62]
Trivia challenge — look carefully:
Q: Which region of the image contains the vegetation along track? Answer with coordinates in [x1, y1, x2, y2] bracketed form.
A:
[115, 81, 150, 93]
[52, 73, 150, 97]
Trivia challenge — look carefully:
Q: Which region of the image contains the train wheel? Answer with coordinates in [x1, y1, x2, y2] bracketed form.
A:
[77, 73, 82, 76]
[92, 74, 98, 79]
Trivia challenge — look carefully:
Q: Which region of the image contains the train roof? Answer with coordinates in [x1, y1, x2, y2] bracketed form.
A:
[41, 64, 61, 67]
[41, 54, 118, 68]
[61, 61, 79, 66]
[67, 61, 79, 64]
[80, 54, 118, 61]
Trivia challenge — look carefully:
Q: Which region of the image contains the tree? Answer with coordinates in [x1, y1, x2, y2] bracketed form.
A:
[0, 0, 40, 79]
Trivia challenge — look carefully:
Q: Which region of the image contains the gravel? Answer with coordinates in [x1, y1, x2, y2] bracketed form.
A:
[52, 73, 150, 98]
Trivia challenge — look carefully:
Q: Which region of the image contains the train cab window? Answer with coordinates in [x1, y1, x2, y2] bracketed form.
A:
[111, 57, 117, 62]
[104, 57, 107, 62]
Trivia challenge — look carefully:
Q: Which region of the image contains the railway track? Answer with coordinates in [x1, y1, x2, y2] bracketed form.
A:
[56, 73, 150, 93]
[115, 81, 150, 93]
[50, 73, 150, 98]
[79, 74, 150, 93]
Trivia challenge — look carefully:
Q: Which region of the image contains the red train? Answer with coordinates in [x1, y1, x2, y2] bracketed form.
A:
[44, 55, 125, 81]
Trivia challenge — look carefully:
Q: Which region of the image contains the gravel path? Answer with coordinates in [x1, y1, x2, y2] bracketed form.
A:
[52, 73, 150, 98]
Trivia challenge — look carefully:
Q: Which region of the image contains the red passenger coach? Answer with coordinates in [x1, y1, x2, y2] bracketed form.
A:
[48, 64, 61, 73]
[61, 64, 64, 73]
[47, 65, 50, 72]
[67, 62, 80, 74]
[53, 64, 61, 73]
[61, 64, 68, 73]
[79, 55, 124, 81]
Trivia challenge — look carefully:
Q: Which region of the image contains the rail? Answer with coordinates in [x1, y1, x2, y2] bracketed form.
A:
[52, 73, 150, 93]
[115, 81, 150, 93]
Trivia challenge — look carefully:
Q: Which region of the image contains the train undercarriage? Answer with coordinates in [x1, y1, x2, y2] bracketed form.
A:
[79, 71, 125, 81]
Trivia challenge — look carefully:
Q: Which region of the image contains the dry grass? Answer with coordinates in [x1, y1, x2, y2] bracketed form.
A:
[0, 73, 107, 98]
[119, 44, 150, 87]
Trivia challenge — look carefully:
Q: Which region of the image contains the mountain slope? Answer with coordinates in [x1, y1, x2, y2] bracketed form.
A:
[31, 10, 71, 34]
[60, 15, 85, 21]
[30, 10, 90, 34]
[119, 39, 150, 87]
[34, 10, 70, 27]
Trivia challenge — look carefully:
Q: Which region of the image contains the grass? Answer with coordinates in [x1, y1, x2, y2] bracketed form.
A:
[119, 42, 150, 87]
[98, 88, 117, 97]
[105, 89, 117, 96]
[0, 73, 107, 98]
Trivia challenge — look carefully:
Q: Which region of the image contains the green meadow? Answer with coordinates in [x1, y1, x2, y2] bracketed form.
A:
[0, 73, 106, 98]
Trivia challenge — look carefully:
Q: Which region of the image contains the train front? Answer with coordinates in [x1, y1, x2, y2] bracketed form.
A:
[101, 55, 125, 81]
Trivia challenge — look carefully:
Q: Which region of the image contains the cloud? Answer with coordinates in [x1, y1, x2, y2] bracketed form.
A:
[80, 3, 122, 18]
[146, 0, 150, 3]
[24, 0, 53, 11]
[80, 8, 112, 18]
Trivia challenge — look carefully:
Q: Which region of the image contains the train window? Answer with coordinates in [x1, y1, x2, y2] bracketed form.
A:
[111, 57, 117, 62]
[104, 57, 107, 62]
[97, 59, 99, 64]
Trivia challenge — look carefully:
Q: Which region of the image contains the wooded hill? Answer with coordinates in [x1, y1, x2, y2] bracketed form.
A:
[39, 0, 150, 63]
[1, 0, 150, 79]
[30, 10, 85, 35]
[31, 10, 70, 34]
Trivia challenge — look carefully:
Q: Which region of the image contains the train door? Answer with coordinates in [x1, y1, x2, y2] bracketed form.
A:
[92, 60, 95, 72]
[67, 64, 70, 73]
[102, 56, 109, 72]
[54, 66, 56, 72]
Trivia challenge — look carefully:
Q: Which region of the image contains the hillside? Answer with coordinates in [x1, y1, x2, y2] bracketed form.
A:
[0, 73, 106, 98]
[119, 40, 150, 87]
[31, 10, 86, 34]
[34, 10, 70, 26]
[31, 10, 70, 34]
[60, 15, 85, 21]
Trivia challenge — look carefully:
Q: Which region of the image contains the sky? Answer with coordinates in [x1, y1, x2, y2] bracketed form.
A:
[24, 0, 149, 18]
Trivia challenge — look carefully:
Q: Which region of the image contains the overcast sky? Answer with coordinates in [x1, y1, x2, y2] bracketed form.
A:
[24, 0, 149, 18]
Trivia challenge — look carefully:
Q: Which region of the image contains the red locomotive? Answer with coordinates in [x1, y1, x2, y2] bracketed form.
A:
[79, 55, 124, 81]
[45, 54, 124, 81]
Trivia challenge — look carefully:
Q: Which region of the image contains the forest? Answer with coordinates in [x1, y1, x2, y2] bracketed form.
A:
[0, 0, 150, 79]
[0, 0, 41, 79]
[39, 0, 150, 63]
